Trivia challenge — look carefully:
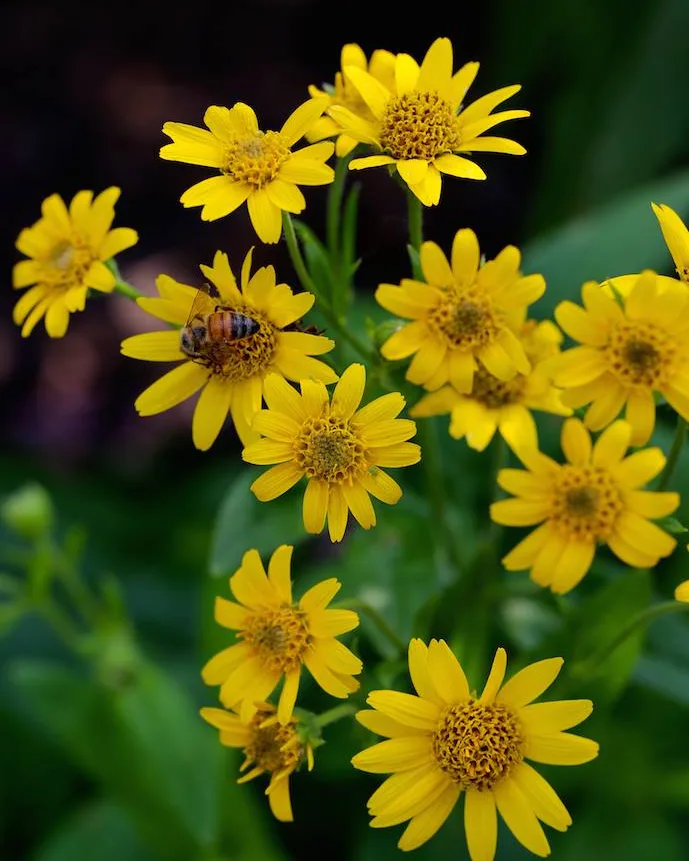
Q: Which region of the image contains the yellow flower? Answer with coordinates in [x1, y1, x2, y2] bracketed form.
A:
[353, 639, 598, 859]
[201, 545, 362, 724]
[201, 701, 313, 822]
[491, 417, 679, 594]
[306, 43, 396, 157]
[327, 36, 529, 205]
[160, 98, 335, 243]
[121, 249, 337, 450]
[12, 188, 138, 338]
[376, 228, 545, 393]
[675, 580, 689, 602]
[651, 201, 689, 282]
[410, 319, 571, 450]
[549, 271, 689, 446]
[242, 363, 421, 542]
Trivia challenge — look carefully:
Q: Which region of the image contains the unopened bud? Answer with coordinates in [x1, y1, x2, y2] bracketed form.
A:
[1, 483, 54, 540]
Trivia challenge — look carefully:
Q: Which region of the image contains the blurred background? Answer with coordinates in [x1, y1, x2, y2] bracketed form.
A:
[4, 0, 689, 859]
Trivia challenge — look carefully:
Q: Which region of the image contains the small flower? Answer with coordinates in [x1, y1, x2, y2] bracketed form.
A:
[306, 43, 396, 157]
[12, 188, 138, 338]
[327, 37, 529, 205]
[201, 701, 313, 822]
[160, 98, 335, 243]
[410, 318, 570, 450]
[491, 417, 679, 594]
[202, 545, 362, 723]
[651, 201, 689, 282]
[243, 363, 421, 542]
[549, 271, 689, 446]
[376, 228, 545, 393]
[121, 249, 337, 450]
[353, 639, 598, 859]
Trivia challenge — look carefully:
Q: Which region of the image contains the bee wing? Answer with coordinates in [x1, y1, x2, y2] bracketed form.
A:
[185, 282, 218, 326]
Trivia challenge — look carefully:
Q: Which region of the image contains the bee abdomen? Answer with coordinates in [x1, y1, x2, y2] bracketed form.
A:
[208, 312, 260, 341]
[230, 313, 260, 339]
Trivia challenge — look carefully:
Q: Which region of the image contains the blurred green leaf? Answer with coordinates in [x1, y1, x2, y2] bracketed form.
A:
[209, 470, 310, 577]
[32, 799, 153, 861]
[292, 218, 333, 296]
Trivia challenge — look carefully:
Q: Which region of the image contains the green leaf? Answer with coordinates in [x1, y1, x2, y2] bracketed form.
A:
[291, 218, 333, 296]
[522, 168, 689, 317]
[656, 516, 688, 535]
[209, 469, 309, 577]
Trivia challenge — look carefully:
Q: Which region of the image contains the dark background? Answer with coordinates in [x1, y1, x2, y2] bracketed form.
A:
[4, 1, 689, 859]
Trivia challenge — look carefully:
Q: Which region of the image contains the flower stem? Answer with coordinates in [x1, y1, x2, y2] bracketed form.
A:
[657, 415, 687, 491]
[114, 279, 143, 300]
[326, 152, 353, 266]
[314, 703, 358, 728]
[282, 212, 374, 363]
[405, 190, 424, 261]
[334, 598, 406, 654]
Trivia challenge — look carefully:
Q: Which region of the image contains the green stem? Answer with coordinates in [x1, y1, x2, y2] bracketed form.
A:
[114, 279, 143, 300]
[405, 191, 424, 263]
[282, 212, 374, 363]
[38, 603, 85, 653]
[53, 548, 100, 626]
[334, 599, 406, 654]
[314, 703, 357, 728]
[657, 415, 687, 491]
[326, 152, 353, 266]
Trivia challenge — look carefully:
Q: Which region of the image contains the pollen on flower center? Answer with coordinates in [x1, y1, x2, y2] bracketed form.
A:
[551, 465, 624, 539]
[47, 238, 96, 289]
[241, 606, 311, 673]
[432, 701, 524, 791]
[379, 90, 461, 161]
[293, 414, 369, 483]
[428, 289, 500, 349]
[470, 365, 526, 408]
[606, 322, 675, 387]
[245, 711, 302, 774]
[223, 131, 291, 187]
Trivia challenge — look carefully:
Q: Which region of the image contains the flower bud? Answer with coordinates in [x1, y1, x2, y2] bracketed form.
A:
[1, 482, 54, 540]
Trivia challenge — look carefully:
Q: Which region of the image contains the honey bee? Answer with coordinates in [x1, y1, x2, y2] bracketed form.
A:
[179, 282, 260, 369]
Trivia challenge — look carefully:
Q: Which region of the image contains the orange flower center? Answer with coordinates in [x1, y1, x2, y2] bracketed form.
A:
[223, 131, 290, 187]
[550, 465, 624, 539]
[606, 321, 677, 388]
[241, 605, 311, 673]
[433, 701, 524, 790]
[294, 413, 368, 483]
[379, 90, 461, 161]
[244, 707, 303, 776]
[470, 365, 526, 408]
[428, 287, 501, 350]
[45, 236, 98, 291]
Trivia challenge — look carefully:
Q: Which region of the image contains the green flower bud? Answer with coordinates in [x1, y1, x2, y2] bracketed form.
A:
[1, 482, 54, 541]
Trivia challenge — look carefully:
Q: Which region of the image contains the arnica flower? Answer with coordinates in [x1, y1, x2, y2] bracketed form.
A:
[376, 228, 545, 393]
[201, 701, 313, 822]
[651, 201, 689, 282]
[353, 639, 598, 860]
[201, 545, 362, 724]
[242, 363, 421, 542]
[549, 271, 689, 446]
[12, 188, 138, 338]
[327, 36, 529, 206]
[409, 318, 570, 451]
[160, 98, 335, 243]
[306, 43, 396, 157]
[490, 417, 679, 594]
[121, 249, 337, 450]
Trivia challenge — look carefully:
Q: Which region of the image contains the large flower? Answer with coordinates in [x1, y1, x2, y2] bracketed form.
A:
[376, 228, 545, 393]
[410, 318, 570, 450]
[327, 37, 529, 205]
[353, 639, 598, 860]
[201, 545, 361, 724]
[490, 417, 679, 594]
[121, 248, 337, 450]
[201, 701, 313, 822]
[549, 271, 689, 446]
[242, 363, 421, 542]
[160, 98, 335, 243]
[12, 188, 138, 338]
[306, 43, 396, 157]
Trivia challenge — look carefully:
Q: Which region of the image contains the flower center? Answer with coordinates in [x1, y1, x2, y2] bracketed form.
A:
[550, 465, 624, 539]
[245, 710, 302, 775]
[379, 90, 461, 161]
[46, 237, 97, 291]
[606, 322, 676, 387]
[433, 701, 524, 791]
[241, 606, 311, 673]
[428, 288, 501, 350]
[470, 365, 526, 408]
[293, 413, 369, 484]
[223, 131, 291, 188]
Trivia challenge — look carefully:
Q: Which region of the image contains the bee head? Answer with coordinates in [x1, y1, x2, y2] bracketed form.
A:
[180, 325, 206, 356]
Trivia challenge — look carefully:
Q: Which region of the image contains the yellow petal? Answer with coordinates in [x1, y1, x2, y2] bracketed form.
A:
[497, 657, 564, 708]
[249, 462, 304, 501]
[192, 376, 233, 450]
[267, 544, 293, 604]
[464, 790, 497, 861]
[493, 777, 550, 857]
[134, 362, 208, 416]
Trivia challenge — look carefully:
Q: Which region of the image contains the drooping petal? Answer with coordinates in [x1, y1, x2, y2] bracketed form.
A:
[493, 778, 551, 857]
[464, 790, 497, 861]
[192, 376, 233, 451]
[134, 362, 209, 416]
